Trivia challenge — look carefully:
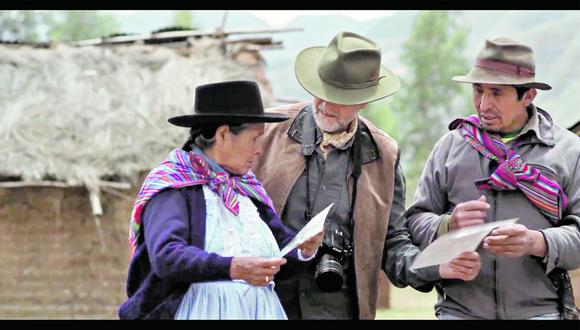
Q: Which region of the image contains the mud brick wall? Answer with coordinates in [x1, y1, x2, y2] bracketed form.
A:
[0, 186, 134, 319]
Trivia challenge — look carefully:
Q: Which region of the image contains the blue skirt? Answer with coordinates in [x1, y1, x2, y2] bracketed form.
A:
[174, 281, 287, 320]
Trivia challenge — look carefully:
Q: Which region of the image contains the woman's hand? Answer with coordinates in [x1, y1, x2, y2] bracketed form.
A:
[439, 251, 481, 281]
[230, 257, 287, 286]
[298, 231, 324, 259]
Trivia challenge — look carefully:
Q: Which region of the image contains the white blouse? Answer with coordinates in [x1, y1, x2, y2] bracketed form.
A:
[202, 185, 281, 259]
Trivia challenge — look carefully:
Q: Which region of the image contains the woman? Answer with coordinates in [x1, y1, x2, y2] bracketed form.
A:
[118, 80, 323, 319]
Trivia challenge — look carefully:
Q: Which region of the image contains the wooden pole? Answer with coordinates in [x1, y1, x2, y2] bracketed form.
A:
[0, 180, 131, 190]
[71, 27, 303, 47]
[88, 189, 107, 252]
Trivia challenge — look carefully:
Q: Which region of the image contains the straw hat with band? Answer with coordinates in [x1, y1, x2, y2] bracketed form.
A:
[294, 31, 401, 106]
[453, 36, 551, 90]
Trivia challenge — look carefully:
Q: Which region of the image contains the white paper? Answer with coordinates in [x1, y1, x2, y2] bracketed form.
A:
[410, 218, 519, 270]
[277, 203, 334, 257]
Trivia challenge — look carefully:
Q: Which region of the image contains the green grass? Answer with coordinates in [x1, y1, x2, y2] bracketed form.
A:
[376, 284, 438, 320]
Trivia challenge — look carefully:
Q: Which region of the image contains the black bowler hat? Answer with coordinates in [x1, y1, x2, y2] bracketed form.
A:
[168, 80, 289, 127]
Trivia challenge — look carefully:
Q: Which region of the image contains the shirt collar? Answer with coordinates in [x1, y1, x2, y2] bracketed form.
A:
[287, 103, 381, 164]
[320, 116, 358, 151]
[514, 104, 540, 139]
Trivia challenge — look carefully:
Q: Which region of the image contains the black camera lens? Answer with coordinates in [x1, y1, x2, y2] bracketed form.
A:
[314, 254, 344, 292]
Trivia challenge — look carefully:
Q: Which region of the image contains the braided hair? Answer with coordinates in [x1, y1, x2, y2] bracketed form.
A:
[181, 123, 250, 151]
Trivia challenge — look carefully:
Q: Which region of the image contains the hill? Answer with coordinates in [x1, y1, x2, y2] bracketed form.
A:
[113, 10, 580, 128]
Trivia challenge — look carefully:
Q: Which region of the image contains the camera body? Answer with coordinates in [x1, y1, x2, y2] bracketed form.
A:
[314, 228, 353, 292]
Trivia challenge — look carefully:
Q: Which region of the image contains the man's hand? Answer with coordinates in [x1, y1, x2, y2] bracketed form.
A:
[230, 257, 287, 286]
[439, 251, 481, 281]
[449, 195, 490, 231]
[298, 231, 324, 259]
[483, 224, 546, 258]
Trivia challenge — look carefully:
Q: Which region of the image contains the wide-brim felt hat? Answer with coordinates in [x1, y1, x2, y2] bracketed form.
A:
[168, 80, 289, 128]
[294, 31, 401, 106]
[453, 37, 551, 90]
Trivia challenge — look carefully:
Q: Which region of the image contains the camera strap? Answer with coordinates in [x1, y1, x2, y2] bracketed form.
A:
[349, 126, 362, 229]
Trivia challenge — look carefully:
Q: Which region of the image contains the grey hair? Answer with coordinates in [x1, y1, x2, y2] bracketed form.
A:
[182, 123, 251, 151]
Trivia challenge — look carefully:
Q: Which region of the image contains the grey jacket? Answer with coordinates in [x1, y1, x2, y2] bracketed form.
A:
[406, 105, 580, 319]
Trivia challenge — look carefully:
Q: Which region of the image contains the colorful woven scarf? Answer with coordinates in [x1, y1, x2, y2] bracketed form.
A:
[129, 148, 274, 255]
[458, 115, 568, 224]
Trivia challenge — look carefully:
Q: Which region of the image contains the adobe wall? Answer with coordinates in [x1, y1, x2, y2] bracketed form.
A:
[0, 186, 135, 319]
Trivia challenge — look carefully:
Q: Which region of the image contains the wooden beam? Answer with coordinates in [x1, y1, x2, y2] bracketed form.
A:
[0, 180, 131, 190]
[71, 27, 303, 47]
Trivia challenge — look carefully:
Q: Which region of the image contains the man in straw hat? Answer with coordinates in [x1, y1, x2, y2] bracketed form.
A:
[252, 31, 481, 319]
[406, 37, 580, 319]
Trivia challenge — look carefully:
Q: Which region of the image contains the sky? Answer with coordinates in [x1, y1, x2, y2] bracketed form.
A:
[236, 10, 396, 27]
[107, 10, 396, 29]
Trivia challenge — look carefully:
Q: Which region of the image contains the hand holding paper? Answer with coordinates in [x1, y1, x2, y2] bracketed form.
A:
[298, 231, 324, 259]
[483, 223, 546, 258]
[449, 195, 489, 231]
[410, 218, 518, 270]
[439, 251, 481, 281]
[277, 203, 334, 258]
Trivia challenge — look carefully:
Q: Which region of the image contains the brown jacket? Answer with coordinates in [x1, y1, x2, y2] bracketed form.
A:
[253, 102, 399, 319]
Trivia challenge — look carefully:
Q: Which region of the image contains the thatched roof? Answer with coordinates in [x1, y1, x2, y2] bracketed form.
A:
[0, 38, 274, 192]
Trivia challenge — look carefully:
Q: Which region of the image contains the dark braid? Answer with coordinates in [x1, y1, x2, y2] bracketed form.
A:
[181, 122, 249, 151]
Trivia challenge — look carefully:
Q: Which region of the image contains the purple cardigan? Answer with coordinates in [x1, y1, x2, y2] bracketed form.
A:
[118, 185, 298, 319]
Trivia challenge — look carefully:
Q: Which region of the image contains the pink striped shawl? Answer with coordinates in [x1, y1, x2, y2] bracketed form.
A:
[458, 115, 568, 224]
[128, 148, 274, 255]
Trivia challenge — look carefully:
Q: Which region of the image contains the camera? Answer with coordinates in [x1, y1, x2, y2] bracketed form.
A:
[314, 228, 353, 292]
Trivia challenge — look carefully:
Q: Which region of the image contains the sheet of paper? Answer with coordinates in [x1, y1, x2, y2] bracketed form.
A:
[277, 203, 334, 257]
[410, 218, 519, 270]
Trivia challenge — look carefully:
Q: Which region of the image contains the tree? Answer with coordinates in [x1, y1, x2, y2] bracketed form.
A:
[173, 10, 197, 29]
[44, 11, 121, 42]
[360, 99, 402, 143]
[0, 10, 40, 42]
[393, 11, 471, 200]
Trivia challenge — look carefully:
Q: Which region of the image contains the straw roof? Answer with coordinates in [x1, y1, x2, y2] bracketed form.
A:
[0, 38, 274, 192]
